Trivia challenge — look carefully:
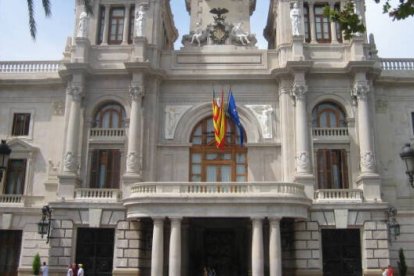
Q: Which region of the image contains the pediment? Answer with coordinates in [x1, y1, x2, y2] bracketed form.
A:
[7, 138, 38, 154]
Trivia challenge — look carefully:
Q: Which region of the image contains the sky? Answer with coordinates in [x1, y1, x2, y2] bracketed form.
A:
[0, 0, 412, 61]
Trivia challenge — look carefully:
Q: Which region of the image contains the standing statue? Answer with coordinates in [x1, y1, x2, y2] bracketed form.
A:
[290, 2, 301, 36]
[135, 5, 146, 37]
[191, 22, 203, 47]
[77, 11, 89, 38]
[231, 22, 251, 45]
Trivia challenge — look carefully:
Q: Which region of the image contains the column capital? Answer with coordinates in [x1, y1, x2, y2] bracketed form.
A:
[129, 85, 145, 101]
[352, 81, 370, 101]
[291, 82, 308, 101]
[361, 151, 376, 172]
[66, 83, 84, 102]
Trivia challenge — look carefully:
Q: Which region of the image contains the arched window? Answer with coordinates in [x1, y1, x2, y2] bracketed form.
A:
[312, 102, 346, 128]
[190, 117, 247, 182]
[93, 102, 126, 128]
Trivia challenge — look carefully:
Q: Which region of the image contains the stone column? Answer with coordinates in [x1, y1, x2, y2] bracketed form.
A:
[308, 3, 316, 43]
[353, 79, 376, 174]
[279, 80, 293, 181]
[122, 4, 131, 44]
[126, 83, 144, 177]
[151, 218, 164, 276]
[292, 78, 311, 175]
[63, 80, 84, 174]
[169, 218, 182, 276]
[251, 218, 264, 276]
[102, 4, 111, 45]
[269, 218, 282, 276]
[330, 3, 338, 43]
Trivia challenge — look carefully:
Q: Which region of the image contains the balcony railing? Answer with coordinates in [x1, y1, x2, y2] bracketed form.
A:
[314, 189, 364, 203]
[131, 182, 306, 197]
[89, 128, 125, 142]
[0, 61, 61, 73]
[380, 58, 414, 71]
[312, 127, 348, 137]
[74, 188, 122, 202]
[0, 194, 24, 206]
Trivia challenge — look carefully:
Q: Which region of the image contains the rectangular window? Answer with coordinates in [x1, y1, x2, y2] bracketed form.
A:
[317, 149, 348, 189]
[128, 5, 135, 44]
[4, 159, 27, 195]
[303, 4, 311, 42]
[97, 6, 106, 44]
[314, 4, 331, 43]
[12, 113, 30, 136]
[109, 7, 125, 44]
[90, 149, 121, 189]
[334, 3, 343, 42]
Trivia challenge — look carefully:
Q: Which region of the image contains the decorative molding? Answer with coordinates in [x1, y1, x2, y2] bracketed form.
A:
[126, 152, 139, 173]
[52, 101, 65, 116]
[66, 83, 84, 102]
[296, 151, 310, 171]
[165, 105, 192, 139]
[361, 151, 376, 171]
[129, 85, 144, 101]
[291, 82, 308, 101]
[245, 105, 273, 139]
[48, 160, 60, 177]
[352, 81, 370, 101]
[63, 151, 78, 172]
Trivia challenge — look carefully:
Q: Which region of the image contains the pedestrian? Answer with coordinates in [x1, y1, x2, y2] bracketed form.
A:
[67, 264, 73, 276]
[382, 267, 388, 276]
[77, 263, 84, 276]
[72, 263, 78, 276]
[41, 262, 48, 276]
[387, 265, 394, 276]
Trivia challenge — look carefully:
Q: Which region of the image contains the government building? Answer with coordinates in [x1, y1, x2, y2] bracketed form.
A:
[0, 0, 413, 275]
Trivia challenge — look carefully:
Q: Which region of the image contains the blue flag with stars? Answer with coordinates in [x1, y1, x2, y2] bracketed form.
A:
[227, 90, 244, 146]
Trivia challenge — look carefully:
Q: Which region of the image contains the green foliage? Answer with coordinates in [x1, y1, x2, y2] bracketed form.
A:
[325, 0, 414, 38]
[323, 2, 366, 40]
[32, 253, 41, 275]
[26, 0, 93, 40]
[398, 248, 408, 276]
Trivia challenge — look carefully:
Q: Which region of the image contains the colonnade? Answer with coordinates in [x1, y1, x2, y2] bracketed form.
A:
[150, 217, 282, 276]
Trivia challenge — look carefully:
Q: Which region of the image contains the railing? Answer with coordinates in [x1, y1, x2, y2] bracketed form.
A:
[312, 127, 348, 137]
[131, 182, 306, 197]
[0, 194, 24, 205]
[74, 188, 122, 202]
[89, 128, 125, 140]
[0, 61, 61, 73]
[380, 58, 414, 71]
[314, 189, 364, 202]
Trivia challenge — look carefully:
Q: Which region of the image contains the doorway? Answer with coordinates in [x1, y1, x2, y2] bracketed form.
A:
[0, 230, 22, 276]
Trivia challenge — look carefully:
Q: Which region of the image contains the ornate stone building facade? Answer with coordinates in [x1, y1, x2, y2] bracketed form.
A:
[0, 0, 413, 275]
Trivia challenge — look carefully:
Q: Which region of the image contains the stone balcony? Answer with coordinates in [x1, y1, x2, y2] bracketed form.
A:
[124, 181, 312, 219]
[88, 128, 126, 143]
[74, 188, 122, 202]
[0, 194, 25, 207]
[314, 189, 364, 203]
[312, 127, 349, 143]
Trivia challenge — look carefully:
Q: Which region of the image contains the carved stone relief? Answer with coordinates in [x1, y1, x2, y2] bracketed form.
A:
[245, 105, 273, 139]
[361, 151, 376, 171]
[165, 105, 192, 139]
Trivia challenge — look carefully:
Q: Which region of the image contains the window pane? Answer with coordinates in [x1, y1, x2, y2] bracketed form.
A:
[192, 175, 201, 182]
[192, 165, 201, 174]
[237, 154, 245, 163]
[12, 113, 30, 136]
[206, 154, 217, 160]
[192, 137, 202, 144]
[207, 166, 217, 182]
[236, 165, 245, 174]
[221, 166, 231, 182]
[4, 159, 26, 194]
[192, 153, 201, 163]
[223, 154, 231, 160]
[236, 176, 246, 182]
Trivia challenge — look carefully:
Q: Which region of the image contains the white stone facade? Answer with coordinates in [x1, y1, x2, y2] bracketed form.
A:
[0, 0, 414, 275]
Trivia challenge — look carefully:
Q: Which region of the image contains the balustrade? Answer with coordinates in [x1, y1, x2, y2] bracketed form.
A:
[312, 127, 348, 137]
[89, 128, 125, 138]
[380, 58, 414, 70]
[74, 188, 121, 202]
[314, 189, 364, 202]
[0, 194, 24, 205]
[0, 61, 61, 73]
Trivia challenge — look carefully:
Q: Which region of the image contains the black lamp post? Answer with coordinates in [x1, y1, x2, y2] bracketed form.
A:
[0, 140, 12, 182]
[387, 207, 400, 241]
[400, 143, 414, 187]
[38, 205, 53, 243]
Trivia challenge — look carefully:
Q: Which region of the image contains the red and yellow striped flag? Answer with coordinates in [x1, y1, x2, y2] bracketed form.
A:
[212, 90, 226, 149]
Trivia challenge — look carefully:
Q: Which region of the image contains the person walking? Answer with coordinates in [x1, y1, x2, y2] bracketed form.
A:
[67, 264, 73, 276]
[77, 263, 84, 276]
[41, 262, 48, 276]
[387, 265, 394, 276]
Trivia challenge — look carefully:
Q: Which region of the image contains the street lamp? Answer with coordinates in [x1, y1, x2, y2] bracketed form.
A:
[37, 205, 53, 243]
[387, 207, 400, 241]
[0, 140, 12, 182]
[399, 143, 414, 187]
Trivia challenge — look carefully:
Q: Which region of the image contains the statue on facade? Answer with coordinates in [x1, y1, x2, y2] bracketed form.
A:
[77, 11, 89, 38]
[230, 22, 251, 45]
[191, 22, 205, 47]
[290, 2, 301, 36]
[135, 5, 146, 37]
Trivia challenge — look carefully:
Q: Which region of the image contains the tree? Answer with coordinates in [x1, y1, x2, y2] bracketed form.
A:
[324, 0, 414, 39]
[32, 253, 41, 275]
[398, 248, 408, 276]
[26, 0, 93, 40]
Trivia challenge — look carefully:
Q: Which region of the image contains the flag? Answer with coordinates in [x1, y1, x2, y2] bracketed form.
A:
[227, 90, 244, 146]
[212, 90, 226, 149]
